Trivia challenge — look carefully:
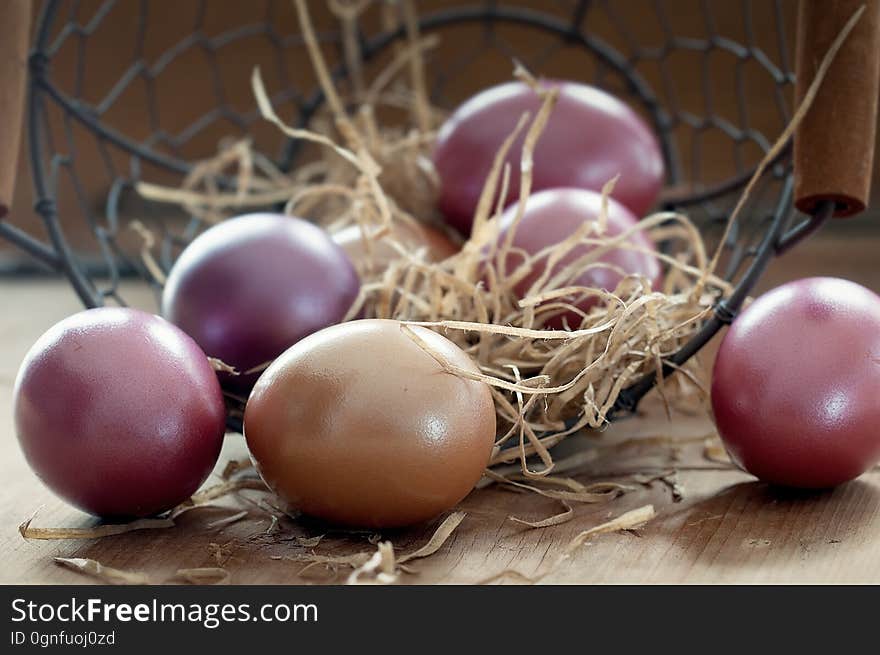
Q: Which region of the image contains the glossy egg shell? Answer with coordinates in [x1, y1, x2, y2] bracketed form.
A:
[13, 307, 227, 517]
[244, 319, 496, 528]
[331, 220, 458, 277]
[433, 80, 664, 235]
[162, 213, 360, 390]
[711, 277, 880, 488]
[491, 187, 661, 328]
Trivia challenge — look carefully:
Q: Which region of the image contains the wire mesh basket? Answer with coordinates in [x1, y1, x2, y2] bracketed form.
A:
[0, 0, 851, 419]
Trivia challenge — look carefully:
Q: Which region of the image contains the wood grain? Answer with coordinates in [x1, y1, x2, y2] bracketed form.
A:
[3, 236, 880, 584]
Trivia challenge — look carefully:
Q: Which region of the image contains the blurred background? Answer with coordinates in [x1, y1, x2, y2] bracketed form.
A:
[1, 0, 878, 284]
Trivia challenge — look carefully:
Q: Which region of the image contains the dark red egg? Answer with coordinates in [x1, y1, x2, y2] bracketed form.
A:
[162, 213, 360, 389]
[712, 277, 880, 488]
[433, 80, 664, 235]
[13, 307, 227, 517]
[490, 187, 661, 328]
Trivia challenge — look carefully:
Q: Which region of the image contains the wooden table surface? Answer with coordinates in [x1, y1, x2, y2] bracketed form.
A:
[3, 235, 880, 584]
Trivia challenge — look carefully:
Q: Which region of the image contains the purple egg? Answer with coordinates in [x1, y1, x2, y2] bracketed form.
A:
[13, 307, 227, 518]
[162, 213, 360, 389]
[434, 80, 665, 236]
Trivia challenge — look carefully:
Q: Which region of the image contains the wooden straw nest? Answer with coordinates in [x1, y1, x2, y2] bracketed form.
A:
[134, 0, 729, 480]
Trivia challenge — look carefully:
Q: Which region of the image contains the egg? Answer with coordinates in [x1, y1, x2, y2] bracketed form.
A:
[331, 220, 458, 277]
[162, 213, 360, 390]
[712, 277, 880, 488]
[244, 319, 496, 527]
[13, 308, 226, 517]
[433, 80, 664, 235]
[489, 187, 661, 328]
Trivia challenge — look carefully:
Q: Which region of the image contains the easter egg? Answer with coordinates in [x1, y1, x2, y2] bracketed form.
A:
[712, 277, 880, 488]
[434, 80, 664, 235]
[490, 187, 661, 328]
[13, 307, 226, 517]
[162, 213, 359, 389]
[244, 319, 496, 527]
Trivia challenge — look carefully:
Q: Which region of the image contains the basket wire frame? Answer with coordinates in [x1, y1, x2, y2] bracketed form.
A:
[0, 0, 830, 420]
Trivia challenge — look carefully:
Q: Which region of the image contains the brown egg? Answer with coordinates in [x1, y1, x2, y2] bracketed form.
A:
[331, 220, 458, 276]
[244, 319, 496, 528]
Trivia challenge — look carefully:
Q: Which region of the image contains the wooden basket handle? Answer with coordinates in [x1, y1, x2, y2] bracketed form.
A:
[794, 0, 880, 217]
[0, 0, 30, 220]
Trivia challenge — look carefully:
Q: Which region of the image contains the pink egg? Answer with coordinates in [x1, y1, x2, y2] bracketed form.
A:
[434, 80, 664, 235]
[490, 188, 661, 328]
[13, 308, 227, 517]
[712, 277, 880, 488]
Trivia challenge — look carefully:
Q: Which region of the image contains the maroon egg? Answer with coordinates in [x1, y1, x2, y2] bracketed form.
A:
[433, 80, 664, 235]
[490, 187, 661, 328]
[712, 277, 880, 488]
[13, 307, 227, 517]
[162, 213, 360, 389]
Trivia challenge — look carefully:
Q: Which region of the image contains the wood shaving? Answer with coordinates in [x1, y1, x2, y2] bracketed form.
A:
[20, 514, 174, 540]
[559, 504, 654, 555]
[182, 478, 269, 508]
[347, 541, 398, 585]
[221, 458, 255, 479]
[54, 557, 151, 585]
[172, 567, 231, 585]
[480, 504, 656, 584]
[510, 501, 574, 529]
[205, 510, 249, 530]
[347, 512, 466, 584]
[485, 469, 630, 504]
[129, 220, 167, 285]
[208, 357, 239, 375]
[397, 511, 466, 564]
[283, 512, 467, 584]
